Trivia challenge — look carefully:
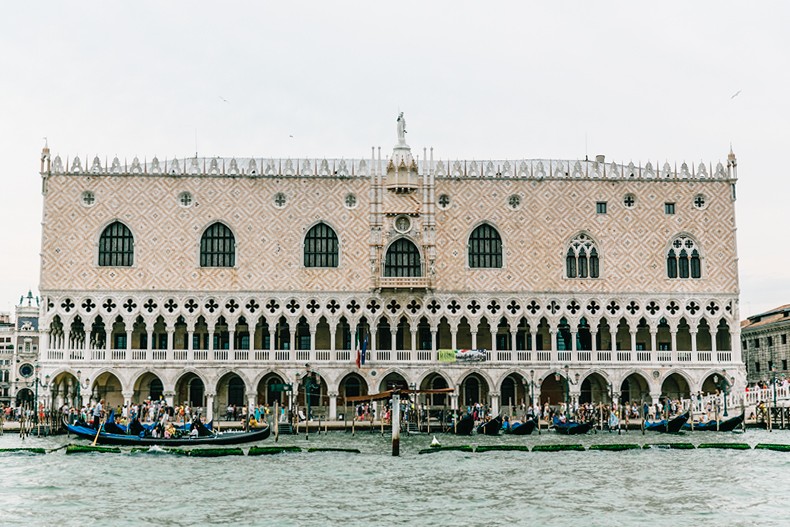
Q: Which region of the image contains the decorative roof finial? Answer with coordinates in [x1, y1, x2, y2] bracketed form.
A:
[728, 143, 736, 161]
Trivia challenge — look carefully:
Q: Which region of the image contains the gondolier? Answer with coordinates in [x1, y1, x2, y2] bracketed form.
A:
[92, 399, 104, 429]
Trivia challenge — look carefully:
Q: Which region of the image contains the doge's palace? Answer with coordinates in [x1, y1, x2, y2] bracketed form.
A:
[37, 115, 744, 421]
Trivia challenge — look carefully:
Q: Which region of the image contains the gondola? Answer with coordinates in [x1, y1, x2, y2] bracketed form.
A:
[451, 414, 475, 436]
[477, 416, 503, 436]
[508, 418, 537, 436]
[644, 412, 689, 434]
[552, 416, 592, 435]
[681, 412, 744, 432]
[65, 421, 270, 446]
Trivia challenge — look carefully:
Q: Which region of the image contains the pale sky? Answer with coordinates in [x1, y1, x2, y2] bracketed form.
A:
[1, 1, 787, 319]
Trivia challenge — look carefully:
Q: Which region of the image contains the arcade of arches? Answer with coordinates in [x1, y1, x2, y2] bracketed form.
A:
[38, 366, 730, 422]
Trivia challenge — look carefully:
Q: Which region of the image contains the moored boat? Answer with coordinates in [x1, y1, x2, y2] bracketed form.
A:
[452, 414, 475, 435]
[552, 416, 592, 435]
[477, 416, 503, 436]
[644, 412, 689, 434]
[508, 419, 537, 436]
[65, 421, 270, 446]
[681, 412, 744, 432]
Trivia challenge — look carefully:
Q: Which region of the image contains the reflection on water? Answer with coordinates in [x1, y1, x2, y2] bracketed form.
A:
[1, 430, 789, 527]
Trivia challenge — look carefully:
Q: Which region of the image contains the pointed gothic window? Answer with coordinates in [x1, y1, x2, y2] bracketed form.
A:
[98, 221, 134, 267]
[566, 233, 599, 279]
[468, 223, 502, 268]
[200, 222, 235, 267]
[304, 222, 339, 268]
[667, 235, 701, 279]
[384, 238, 421, 277]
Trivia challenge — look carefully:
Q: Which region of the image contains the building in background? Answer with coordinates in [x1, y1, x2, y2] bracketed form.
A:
[36, 116, 744, 421]
[741, 305, 790, 385]
[0, 291, 42, 409]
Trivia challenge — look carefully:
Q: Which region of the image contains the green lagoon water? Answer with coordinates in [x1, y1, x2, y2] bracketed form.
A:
[1, 429, 789, 527]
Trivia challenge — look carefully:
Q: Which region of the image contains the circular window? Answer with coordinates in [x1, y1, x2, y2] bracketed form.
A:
[508, 194, 521, 210]
[178, 191, 193, 207]
[394, 215, 411, 233]
[438, 194, 451, 210]
[81, 191, 96, 207]
[623, 193, 636, 209]
[19, 363, 34, 378]
[693, 194, 707, 209]
[344, 193, 357, 209]
[274, 192, 287, 208]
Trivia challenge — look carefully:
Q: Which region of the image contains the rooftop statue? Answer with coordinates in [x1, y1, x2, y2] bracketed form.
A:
[397, 112, 407, 145]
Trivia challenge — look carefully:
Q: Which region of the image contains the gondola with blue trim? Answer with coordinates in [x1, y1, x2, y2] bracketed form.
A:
[681, 412, 744, 432]
[552, 416, 592, 435]
[644, 412, 689, 433]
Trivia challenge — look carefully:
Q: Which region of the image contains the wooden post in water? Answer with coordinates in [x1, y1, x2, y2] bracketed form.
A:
[426, 398, 431, 434]
[715, 397, 720, 432]
[274, 401, 279, 442]
[391, 393, 401, 457]
[352, 411, 356, 436]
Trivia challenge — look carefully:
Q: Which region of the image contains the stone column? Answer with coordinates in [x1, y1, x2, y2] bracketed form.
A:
[410, 329, 417, 352]
[430, 328, 438, 352]
[630, 330, 637, 352]
[451, 328, 458, 350]
[147, 329, 154, 358]
[490, 393, 500, 416]
[510, 330, 517, 353]
[650, 330, 657, 353]
[126, 330, 133, 351]
[166, 329, 174, 361]
[208, 331, 215, 353]
[289, 328, 296, 356]
[164, 390, 175, 407]
[269, 328, 276, 352]
[471, 331, 477, 350]
[690, 330, 698, 354]
[550, 329, 558, 362]
[122, 391, 133, 409]
[205, 393, 215, 422]
[64, 330, 71, 351]
[530, 330, 537, 355]
[650, 392, 661, 406]
[329, 326, 336, 353]
[390, 329, 397, 352]
[450, 389, 459, 411]
[591, 331, 598, 353]
[228, 330, 235, 353]
[328, 392, 338, 420]
[247, 392, 257, 418]
[609, 328, 617, 352]
[310, 330, 316, 353]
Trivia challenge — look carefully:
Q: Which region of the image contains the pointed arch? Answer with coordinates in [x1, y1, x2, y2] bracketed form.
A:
[566, 232, 599, 278]
[98, 221, 134, 267]
[303, 221, 339, 268]
[383, 237, 422, 277]
[468, 222, 502, 268]
[666, 234, 701, 279]
[200, 222, 235, 267]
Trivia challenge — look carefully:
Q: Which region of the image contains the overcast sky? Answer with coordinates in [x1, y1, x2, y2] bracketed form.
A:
[1, 1, 787, 319]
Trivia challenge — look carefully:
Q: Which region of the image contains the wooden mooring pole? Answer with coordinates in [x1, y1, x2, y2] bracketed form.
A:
[391, 393, 401, 457]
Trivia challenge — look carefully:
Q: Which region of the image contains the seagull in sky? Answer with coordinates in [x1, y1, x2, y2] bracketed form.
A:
[730, 90, 741, 99]
[218, 95, 229, 103]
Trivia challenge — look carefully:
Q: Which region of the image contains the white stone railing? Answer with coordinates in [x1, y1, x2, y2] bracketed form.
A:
[44, 347, 739, 365]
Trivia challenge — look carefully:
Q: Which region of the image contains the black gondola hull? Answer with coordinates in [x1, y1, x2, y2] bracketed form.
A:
[65, 423, 270, 446]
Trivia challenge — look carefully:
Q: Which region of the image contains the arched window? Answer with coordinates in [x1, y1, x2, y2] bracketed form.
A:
[384, 238, 421, 277]
[98, 221, 134, 267]
[566, 233, 599, 278]
[468, 223, 502, 268]
[200, 222, 235, 267]
[667, 235, 701, 279]
[304, 222, 339, 268]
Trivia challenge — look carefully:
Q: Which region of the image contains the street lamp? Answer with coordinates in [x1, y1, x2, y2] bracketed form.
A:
[32, 364, 50, 427]
[299, 363, 320, 439]
[714, 370, 732, 417]
[554, 365, 579, 418]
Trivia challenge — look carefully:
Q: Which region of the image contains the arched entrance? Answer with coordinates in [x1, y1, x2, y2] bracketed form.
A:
[620, 372, 650, 405]
[50, 371, 80, 409]
[339, 372, 368, 405]
[132, 372, 164, 403]
[378, 372, 408, 392]
[175, 372, 205, 408]
[701, 371, 729, 395]
[540, 373, 564, 406]
[257, 373, 287, 406]
[91, 371, 123, 408]
[661, 373, 691, 400]
[579, 372, 610, 404]
[420, 373, 449, 406]
[460, 372, 490, 407]
[216, 372, 246, 411]
[500, 373, 527, 414]
[16, 388, 34, 407]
